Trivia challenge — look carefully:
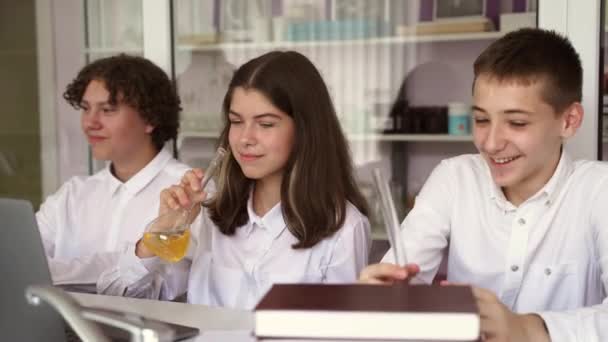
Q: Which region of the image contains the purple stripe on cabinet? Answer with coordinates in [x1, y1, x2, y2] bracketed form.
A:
[272, 0, 282, 16]
[419, 0, 433, 21]
[213, 0, 220, 29]
[513, 0, 527, 12]
[420, 0, 499, 24]
[486, 0, 499, 28]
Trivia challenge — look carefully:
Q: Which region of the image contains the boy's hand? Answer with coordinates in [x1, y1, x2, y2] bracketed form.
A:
[472, 286, 549, 342]
[442, 282, 550, 342]
[358, 263, 420, 285]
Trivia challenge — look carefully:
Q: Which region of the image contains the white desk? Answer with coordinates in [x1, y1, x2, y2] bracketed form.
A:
[70, 292, 255, 341]
[69, 293, 454, 342]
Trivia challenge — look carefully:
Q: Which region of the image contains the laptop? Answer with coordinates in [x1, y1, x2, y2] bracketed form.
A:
[0, 198, 199, 341]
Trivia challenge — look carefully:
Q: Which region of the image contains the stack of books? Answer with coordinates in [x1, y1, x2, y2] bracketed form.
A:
[176, 33, 219, 46]
[397, 17, 494, 36]
[286, 19, 390, 41]
[255, 283, 480, 341]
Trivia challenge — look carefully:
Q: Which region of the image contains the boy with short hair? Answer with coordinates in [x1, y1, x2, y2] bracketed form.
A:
[360, 28, 607, 341]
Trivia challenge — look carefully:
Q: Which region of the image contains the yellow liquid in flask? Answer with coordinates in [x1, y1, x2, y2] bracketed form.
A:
[142, 229, 191, 262]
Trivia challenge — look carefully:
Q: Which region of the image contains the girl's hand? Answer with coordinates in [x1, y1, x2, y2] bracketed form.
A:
[159, 168, 207, 217]
[137, 169, 208, 259]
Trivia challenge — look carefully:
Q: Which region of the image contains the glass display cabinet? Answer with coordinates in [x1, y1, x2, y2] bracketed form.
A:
[77, 0, 603, 238]
[170, 0, 537, 238]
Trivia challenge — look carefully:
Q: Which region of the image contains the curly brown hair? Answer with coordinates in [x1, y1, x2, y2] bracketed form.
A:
[63, 54, 181, 150]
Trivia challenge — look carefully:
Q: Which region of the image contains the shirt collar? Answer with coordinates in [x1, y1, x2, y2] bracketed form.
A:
[486, 150, 574, 209]
[535, 150, 573, 205]
[97, 166, 122, 196]
[245, 191, 287, 239]
[105, 148, 173, 196]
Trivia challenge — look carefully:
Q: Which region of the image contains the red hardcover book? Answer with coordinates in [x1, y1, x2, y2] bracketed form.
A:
[255, 283, 479, 341]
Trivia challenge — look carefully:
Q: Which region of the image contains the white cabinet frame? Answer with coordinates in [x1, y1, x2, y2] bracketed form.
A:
[539, 0, 602, 160]
[36, 0, 604, 197]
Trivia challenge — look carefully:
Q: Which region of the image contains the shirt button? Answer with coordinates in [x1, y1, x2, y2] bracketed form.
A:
[517, 218, 526, 225]
[510, 265, 519, 272]
[545, 268, 552, 275]
[545, 200, 551, 206]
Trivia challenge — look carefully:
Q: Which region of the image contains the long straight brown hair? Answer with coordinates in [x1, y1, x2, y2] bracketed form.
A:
[204, 51, 369, 249]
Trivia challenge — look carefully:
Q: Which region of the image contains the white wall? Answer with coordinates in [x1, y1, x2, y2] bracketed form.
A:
[37, 0, 88, 197]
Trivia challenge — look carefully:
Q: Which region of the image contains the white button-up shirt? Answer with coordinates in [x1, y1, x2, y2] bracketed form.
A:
[382, 152, 608, 341]
[36, 149, 189, 285]
[97, 196, 371, 309]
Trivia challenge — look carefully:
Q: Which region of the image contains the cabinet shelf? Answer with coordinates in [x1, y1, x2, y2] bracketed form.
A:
[178, 131, 473, 147]
[84, 47, 143, 55]
[348, 134, 473, 142]
[177, 31, 503, 52]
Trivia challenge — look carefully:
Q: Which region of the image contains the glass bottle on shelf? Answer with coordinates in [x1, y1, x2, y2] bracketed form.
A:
[171, 0, 537, 239]
[85, 0, 143, 59]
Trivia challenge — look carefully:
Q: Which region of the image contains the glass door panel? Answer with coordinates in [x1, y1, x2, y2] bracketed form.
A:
[172, 0, 537, 239]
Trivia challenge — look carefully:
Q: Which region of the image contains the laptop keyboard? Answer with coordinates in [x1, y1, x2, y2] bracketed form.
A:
[62, 311, 199, 341]
[64, 325, 83, 342]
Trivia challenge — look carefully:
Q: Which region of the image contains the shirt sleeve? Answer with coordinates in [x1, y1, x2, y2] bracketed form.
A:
[96, 213, 204, 300]
[381, 160, 453, 284]
[538, 304, 608, 342]
[323, 211, 371, 283]
[96, 243, 190, 300]
[49, 252, 123, 285]
[35, 178, 141, 286]
[537, 175, 608, 341]
[36, 179, 74, 258]
[36, 177, 114, 285]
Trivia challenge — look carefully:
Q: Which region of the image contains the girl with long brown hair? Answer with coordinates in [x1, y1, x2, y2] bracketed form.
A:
[98, 51, 371, 309]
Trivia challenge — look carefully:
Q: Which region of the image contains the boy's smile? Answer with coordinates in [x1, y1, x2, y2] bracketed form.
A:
[489, 155, 521, 164]
[472, 74, 581, 205]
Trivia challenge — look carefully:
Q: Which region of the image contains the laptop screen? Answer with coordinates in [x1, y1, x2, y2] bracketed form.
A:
[0, 198, 66, 341]
[0, 198, 199, 341]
